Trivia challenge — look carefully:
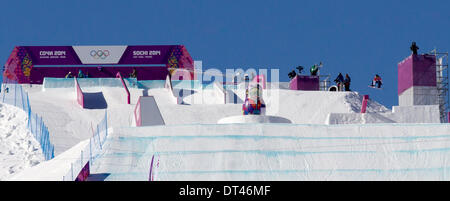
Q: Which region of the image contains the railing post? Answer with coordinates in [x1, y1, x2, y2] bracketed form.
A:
[361, 95, 369, 113]
[90, 138, 93, 166]
[97, 125, 102, 150]
[105, 110, 108, 138]
[27, 93, 31, 128]
[34, 113, 37, 136]
[20, 86, 24, 110]
[81, 150, 83, 169]
[14, 83, 16, 106]
[116, 72, 130, 104]
[40, 117, 44, 146]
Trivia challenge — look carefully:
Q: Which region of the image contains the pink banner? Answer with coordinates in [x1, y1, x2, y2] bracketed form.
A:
[116, 72, 130, 104]
[75, 78, 84, 108]
[75, 162, 90, 181]
[289, 75, 319, 91]
[135, 97, 142, 126]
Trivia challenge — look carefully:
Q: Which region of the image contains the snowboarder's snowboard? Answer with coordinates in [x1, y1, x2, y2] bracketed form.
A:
[368, 85, 382, 89]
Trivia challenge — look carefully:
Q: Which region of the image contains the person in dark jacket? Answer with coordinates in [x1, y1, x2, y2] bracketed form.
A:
[310, 64, 318, 76]
[77, 69, 85, 78]
[371, 74, 382, 88]
[410, 42, 419, 55]
[334, 73, 344, 91]
[288, 70, 297, 79]
[344, 74, 351, 91]
[130, 68, 137, 78]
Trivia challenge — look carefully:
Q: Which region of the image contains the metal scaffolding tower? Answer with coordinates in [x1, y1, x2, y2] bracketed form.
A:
[319, 75, 331, 91]
[431, 49, 449, 122]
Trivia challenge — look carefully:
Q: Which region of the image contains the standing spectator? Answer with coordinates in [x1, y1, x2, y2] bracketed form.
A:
[410, 42, 419, 55]
[334, 73, 344, 91]
[344, 74, 351, 91]
[130, 68, 137, 78]
[77, 69, 85, 78]
[310, 62, 323, 76]
[65, 72, 73, 78]
[288, 70, 297, 80]
[310, 64, 318, 76]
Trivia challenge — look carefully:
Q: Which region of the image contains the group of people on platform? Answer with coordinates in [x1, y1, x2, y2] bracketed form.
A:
[334, 73, 382, 91]
[334, 73, 352, 91]
[289, 61, 383, 91]
[65, 70, 89, 79]
[64, 68, 138, 79]
[288, 62, 324, 79]
[291, 42, 423, 92]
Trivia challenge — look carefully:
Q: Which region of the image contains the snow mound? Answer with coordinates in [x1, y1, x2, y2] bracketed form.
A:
[0, 103, 44, 180]
[343, 92, 389, 113]
[265, 90, 389, 124]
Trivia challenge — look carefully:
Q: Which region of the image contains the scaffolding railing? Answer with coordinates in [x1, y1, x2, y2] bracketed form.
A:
[431, 49, 449, 122]
[319, 75, 331, 91]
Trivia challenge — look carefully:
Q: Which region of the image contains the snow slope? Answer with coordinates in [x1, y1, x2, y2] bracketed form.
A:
[86, 123, 450, 181]
[258, 89, 388, 124]
[0, 103, 44, 180]
[20, 82, 391, 155]
[9, 139, 89, 181]
[23, 85, 142, 155]
[11, 80, 439, 181]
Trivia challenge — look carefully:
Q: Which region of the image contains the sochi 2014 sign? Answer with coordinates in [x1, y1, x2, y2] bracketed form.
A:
[3, 45, 194, 84]
[16, 45, 190, 65]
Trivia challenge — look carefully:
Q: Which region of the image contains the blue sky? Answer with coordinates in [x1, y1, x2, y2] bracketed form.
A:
[1, 0, 449, 108]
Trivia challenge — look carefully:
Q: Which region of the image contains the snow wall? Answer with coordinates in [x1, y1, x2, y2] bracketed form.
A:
[327, 105, 441, 124]
[84, 123, 450, 181]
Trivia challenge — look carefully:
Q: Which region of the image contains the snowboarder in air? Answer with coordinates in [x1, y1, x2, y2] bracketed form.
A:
[344, 74, 351, 91]
[334, 73, 344, 91]
[370, 74, 382, 88]
[410, 42, 419, 55]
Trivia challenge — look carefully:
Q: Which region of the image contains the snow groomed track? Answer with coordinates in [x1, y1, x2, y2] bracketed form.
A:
[6, 78, 450, 181]
[88, 123, 450, 181]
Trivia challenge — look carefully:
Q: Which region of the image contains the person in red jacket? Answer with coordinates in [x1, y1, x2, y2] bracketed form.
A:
[371, 74, 382, 88]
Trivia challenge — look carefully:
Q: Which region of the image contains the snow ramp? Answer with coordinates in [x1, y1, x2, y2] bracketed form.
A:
[135, 96, 165, 126]
[263, 90, 389, 124]
[24, 85, 143, 155]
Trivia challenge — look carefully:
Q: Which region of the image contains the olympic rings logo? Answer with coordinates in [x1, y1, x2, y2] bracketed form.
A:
[90, 50, 110, 59]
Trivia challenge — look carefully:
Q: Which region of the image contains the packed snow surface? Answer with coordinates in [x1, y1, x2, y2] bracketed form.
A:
[0, 103, 44, 180]
[8, 81, 449, 181]
[89, 123, 450, 181]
